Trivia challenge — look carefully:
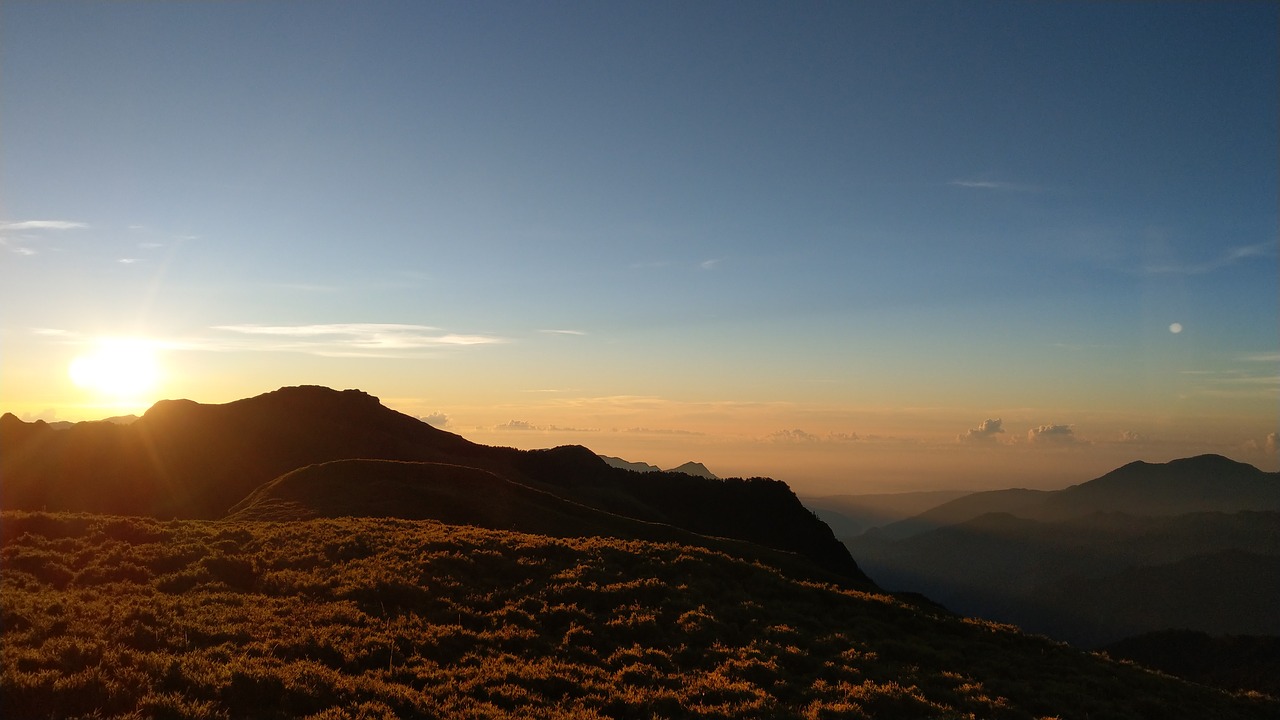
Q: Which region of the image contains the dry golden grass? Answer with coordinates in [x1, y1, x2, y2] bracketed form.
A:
[3, 511, 1275, 719]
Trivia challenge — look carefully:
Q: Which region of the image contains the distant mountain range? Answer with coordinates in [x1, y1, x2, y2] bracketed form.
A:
[842, 455, 1280, 646]
[42, 414, 139, 431]
[801, 489, 973, 537]
[599, 455, 719, 478]
[0, 385, 867, 586]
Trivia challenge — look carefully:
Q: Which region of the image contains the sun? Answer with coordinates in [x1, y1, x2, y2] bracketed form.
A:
[68, 338, 163, 402]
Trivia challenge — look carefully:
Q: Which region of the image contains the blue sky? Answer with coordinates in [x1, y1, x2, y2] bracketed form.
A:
[2, 1, 1276, 492]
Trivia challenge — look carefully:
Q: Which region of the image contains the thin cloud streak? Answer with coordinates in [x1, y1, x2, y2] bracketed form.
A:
[1141, 240, 1276, 275]
[208, 323, 507, 356]
[948, 179, 1039, 192]
[0, 220, 89, 231]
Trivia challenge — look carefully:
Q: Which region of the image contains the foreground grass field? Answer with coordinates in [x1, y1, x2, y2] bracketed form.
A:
[2, 511, 1275, 719]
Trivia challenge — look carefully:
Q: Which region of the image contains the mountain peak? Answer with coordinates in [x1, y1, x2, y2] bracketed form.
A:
[668, 461, 717, 479]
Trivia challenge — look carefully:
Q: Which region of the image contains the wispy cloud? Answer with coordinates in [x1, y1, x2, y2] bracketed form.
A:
[767, 428, 860, 444]
[1141, 240, 1276, 275]
[540, 329, 587, 336]
[493, 420, 597, 433]
[948, 178, 1038, 192]
[0, 219, 89, 255]
[700, 258, 723, 270]
[1178, 365, 1280, 399]
[0, 220, 89, 231]
[621, 427, 705, 436]
[209, 323, 507, 357]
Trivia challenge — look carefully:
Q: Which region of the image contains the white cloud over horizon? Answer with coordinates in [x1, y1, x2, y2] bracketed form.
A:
[959, 418, 1004, 443]
[493, 419, 597, 433]
[1027, 424, 1077, 444]
[768, 428, 861, 444]
[419, 412, 450, 428]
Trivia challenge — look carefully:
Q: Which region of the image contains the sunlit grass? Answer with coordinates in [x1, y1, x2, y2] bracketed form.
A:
[2, 511, 1274, 719]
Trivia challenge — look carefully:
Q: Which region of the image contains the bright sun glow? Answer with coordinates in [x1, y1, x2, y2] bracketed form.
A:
[68, 338, 162, 400]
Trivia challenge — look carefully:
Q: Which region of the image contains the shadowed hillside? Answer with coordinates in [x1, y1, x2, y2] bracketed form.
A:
[1, 386, 866, 584]
[1102, 630, 1280, 697]
[227, 459, 852, 585]
[3, 511, 1275, 719]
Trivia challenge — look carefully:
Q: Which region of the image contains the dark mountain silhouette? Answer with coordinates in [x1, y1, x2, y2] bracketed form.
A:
[1039, 454, 1280, 519]
[226, 458, 851, 584]
[801, 489, 972, 538]
[44, 414, 138, 431]
[847, 509, 1280, 646]
[871, 488, 1050, 539]
[599, 455, 662, 473]
[1, 386, 867, 585]
[599, 455, 719, 478]
[865, 454, 1280, 540]
[666, 461, 717, 479]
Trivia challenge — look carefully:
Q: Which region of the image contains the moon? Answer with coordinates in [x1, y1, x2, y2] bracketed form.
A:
[1169, 323, 1183, 334]
[68, 338, 161, 399]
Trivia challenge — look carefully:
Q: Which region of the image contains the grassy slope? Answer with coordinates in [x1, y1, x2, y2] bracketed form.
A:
[3, 512, 1276, 720]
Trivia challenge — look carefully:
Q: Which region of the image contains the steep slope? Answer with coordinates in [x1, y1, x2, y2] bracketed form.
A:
[3, 511, 1275, 719]
[1, 386, 866, 583]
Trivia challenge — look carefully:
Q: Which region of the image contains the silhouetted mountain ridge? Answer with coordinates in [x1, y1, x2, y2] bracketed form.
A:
[1, 385, 868, 585]
[227, 458, 852, 584]
[599, 455, 718, 478]
[866, 454, 1280, 540]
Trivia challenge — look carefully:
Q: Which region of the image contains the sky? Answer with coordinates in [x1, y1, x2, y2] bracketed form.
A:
[2, 1, 1276, 494]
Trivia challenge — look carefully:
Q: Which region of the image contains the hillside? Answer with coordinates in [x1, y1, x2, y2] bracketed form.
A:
[226, 459, 851, 584]
[0, 386, 865, 584]
[3, 511, 1275, 719]
[1102, 630, 1280, 698]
